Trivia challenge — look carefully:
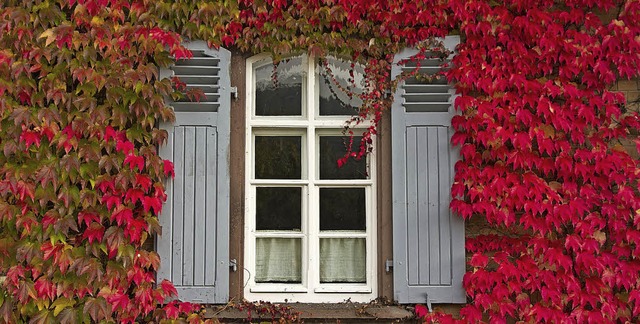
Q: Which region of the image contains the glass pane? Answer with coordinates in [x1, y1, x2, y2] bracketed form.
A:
[320, 188, 366, 231]
[255, 136, 301, 179]
[320, 238, 366, 283]
[256, 238, 302, 283]
[255, 57, 304, 116]
[318, 57, 364, 115]
[256, 187, 301, 231]
[319, 136, 367, 179]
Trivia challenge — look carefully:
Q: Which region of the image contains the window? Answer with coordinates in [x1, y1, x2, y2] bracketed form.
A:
[244, 55, 377, 302]
[157, 37, 464, 305]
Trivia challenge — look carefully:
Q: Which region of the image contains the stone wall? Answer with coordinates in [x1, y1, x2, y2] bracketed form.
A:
[615, 79, 640, 159]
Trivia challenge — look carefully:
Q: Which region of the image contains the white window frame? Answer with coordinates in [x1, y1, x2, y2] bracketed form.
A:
[244, 54, 377, 303]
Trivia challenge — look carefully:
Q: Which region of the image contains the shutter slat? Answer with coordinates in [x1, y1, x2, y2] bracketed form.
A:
[175, 76, 220, 85]
[416, 127, 430, 285]
[172, 66, 220, 75]
[171, 127, 186, 286]
[177, 94, 220, 103]
[157, 129, 175, 283]
[438, 127, 453, 285]
[402, 68, 447, 76]
[403, 93, 450, 101]
[404, 103, 451, 113]
[177, 57, 221, 66]
[427, 128, 441, 285]
[403, 84, 450, 92]
[171, 102, 221, 112]
[182, 127, 196, 286]
[205, 127, 218, 286]
[405, 77, 448, 85]
[185, 85, 220, 91]
[406, 127, 420, 285]
[193, 127, 208, 285]
[392, 37, 465, 304]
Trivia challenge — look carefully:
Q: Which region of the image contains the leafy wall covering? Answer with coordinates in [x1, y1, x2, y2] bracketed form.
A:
[0, 0, 639, 322]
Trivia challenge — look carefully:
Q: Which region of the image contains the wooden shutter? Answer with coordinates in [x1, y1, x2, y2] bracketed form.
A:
[391, 36, 465, 304]
[157, 42, 231, 303]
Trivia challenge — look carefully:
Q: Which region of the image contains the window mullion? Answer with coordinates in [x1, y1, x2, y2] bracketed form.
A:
[306, 57, 319, 293]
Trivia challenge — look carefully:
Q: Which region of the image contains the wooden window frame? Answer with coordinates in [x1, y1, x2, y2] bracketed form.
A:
[243, 54, 378, 303]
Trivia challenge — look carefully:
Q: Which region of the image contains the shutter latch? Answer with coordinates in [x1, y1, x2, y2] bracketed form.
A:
[230, 86, 238, 99]
[385, 259, 393, 272]
[229, 259, 237, 272]
[425, 293, 433, 312]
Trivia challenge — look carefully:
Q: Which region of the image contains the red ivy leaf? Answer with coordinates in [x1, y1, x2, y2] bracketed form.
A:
[415, 304, 429, 318]
[178, 301, 200, 314]
[17, 89, 31, 105]
[124, 154, 144, 171]
[142, 196, 162, 214]
[170, 45, 192, 60]
[116, 139, 134, 154]
[20, 130, 41, 149]
[161, 279, 177, 297]
[135, 174, 152, 192]
[82, 222, 105, 244]
[124, 188, 145, 204]
[40, 241, 62, 262]
[104, 125, 118, 142]
[34, 277, 56, 300]
[78, 211, 100, 227]
[163, 159, 174, 178]
[469, 253, 489, 268]
[111, 207, 133, 226]
[101, 193, 122, 211]
[106, 291, 130, 312]
[164, 302, 180, 319]
[96, 178, 115, 194]
[124, 218, 147, 243]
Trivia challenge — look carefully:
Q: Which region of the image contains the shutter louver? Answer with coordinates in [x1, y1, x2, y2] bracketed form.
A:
[391, 36, 466, 305]
[401, 57, 452, 113]
[157, 42, 231, 304]
[171, 51, 222, 113]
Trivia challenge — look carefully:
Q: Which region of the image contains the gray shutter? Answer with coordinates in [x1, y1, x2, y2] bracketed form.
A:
[157, 42, 230, 303]
[391, 36, 465, 304]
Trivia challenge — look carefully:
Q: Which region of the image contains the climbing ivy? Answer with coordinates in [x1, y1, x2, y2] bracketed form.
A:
[0, 0, 639, 323]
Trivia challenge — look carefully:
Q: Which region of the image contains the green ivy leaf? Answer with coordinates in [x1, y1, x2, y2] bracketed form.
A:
[50, 298, 75, 317]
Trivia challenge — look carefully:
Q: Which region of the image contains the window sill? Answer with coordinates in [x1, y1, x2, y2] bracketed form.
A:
[247, 284, 372, 294]
[205, 302, 416, 322]
[249, 285, 308, 293]
[314, 286, 372, 294]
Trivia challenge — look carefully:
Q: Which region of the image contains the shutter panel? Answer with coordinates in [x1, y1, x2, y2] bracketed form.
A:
[391, 36, 465, 304]
[157, 42, 230, 303]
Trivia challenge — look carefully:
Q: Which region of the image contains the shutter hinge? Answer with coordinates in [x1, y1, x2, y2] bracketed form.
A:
[385, 259, 393, 272]
[230, 86, 238, 99]
[425, 293, 433, 313]
[229, 259, 237, 272]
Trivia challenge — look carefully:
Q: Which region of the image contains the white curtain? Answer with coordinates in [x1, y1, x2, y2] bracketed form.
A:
[255, 238, 302, 282]
[320, 238, 366, 283]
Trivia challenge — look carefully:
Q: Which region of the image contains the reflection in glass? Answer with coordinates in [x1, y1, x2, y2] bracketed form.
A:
[256, 187, 302, 231]
[255, 136, 302, 179]
[319, 136, 367, 180]
[256, 238, 302, 283]
[320, 238, 366, 283]
[318, 57, 364, 115]
[320, 188, 366, 231]
[255, 57, 304, 116]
